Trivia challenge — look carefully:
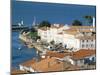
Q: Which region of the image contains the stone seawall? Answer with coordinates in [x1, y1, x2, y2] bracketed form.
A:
[19, 34, 45, 52]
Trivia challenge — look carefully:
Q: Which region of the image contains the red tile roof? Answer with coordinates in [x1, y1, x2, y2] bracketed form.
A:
[72, 49, 96, 60]
[31, 57, 79, 72]
[11, 69, 28, 75]
[21, 59, 36, 66]
[46, 51, 71, 58]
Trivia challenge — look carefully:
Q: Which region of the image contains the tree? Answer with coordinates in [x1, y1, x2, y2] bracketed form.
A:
[84, 16, 93, 25]
[72, 20, 82, 26]
[38, 21, 51, 28]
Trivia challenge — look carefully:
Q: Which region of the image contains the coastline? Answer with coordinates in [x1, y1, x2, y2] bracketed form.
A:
[19, 34, 46, 52]
[11, 29, 96, 74]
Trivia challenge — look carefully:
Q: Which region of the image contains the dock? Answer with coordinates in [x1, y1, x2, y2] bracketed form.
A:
[12, 25, 29, 31]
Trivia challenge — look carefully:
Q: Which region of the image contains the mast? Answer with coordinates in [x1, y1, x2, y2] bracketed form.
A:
[32, 16, 36, 27]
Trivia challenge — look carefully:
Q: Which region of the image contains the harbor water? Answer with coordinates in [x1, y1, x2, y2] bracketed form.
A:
[12, 31, 37, 69]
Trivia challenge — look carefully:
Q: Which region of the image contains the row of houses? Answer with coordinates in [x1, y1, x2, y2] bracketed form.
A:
[37, 24, 95, 51]
[19, 49, 96, 73]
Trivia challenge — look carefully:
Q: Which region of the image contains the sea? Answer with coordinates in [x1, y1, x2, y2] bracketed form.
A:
[12, 31, 37, 69]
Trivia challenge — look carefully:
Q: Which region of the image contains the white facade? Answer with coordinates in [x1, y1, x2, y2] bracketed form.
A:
[63, 33, 80, 50]
[38, 24, 66, 43]
[80, 39, 95, 49]
[37, 25, 95, 51]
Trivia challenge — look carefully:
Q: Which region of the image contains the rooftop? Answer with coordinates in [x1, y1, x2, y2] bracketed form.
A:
[70, 26, 95, 29]
[31, 57, 79, 72]
[72, 49, 96, 60]
[51, 24, 64, 29]
[38, 24, 64, 31]
[21, 59, 36, 67]
[79, 29, 93, 32]
[45, 51, 71, 58]
[76, 35, 96, 40]
[11, 68, 28, 75]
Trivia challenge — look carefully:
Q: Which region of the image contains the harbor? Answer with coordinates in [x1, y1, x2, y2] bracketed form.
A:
[12, 32, 38, 69]
[12, 25, 29, 31]
[11, 1, 96, 74]
[12, 23, 96, 74]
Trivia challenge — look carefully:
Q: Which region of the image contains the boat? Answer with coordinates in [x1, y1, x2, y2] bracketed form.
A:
[18, 47, 22, 50]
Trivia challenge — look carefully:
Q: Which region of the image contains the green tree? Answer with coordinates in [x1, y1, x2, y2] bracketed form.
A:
[38, 21, 51, 28]
[28, 32, 38, 39]
[72, 20, 82, 26]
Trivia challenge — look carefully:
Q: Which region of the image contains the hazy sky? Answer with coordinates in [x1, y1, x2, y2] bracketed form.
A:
[12, 1, 96, 26]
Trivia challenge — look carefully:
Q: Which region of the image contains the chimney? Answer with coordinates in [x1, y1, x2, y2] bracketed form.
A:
[93, 17, 95, 27]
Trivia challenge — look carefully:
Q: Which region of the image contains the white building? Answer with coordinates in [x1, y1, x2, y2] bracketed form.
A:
[37, 24, 96, 51]
[38, 24, 67, 43]
[71, 49, 96, 67]
[62, 27, 95, 51]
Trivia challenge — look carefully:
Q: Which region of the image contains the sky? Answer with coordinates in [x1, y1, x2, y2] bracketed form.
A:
[12, 0, 96, 26]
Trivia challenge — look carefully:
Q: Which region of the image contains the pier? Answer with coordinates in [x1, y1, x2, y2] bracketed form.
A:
[12, 25, 29, 31]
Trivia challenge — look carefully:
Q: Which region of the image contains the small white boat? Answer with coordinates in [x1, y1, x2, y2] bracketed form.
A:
[18, 47, 21, 50]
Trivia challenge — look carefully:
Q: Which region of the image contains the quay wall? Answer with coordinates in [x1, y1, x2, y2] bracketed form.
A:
[19, 34, 45, 52]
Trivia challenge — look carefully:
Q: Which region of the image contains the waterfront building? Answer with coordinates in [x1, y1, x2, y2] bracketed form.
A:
[37, 24, 95, 51]
[37, 24, 70, 43]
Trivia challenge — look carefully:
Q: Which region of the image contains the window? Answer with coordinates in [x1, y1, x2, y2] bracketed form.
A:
[82, 44, 84, 48]
[86, 44, 88, 48]
[86, 40, 88, 42]
[91, 44, 93, 48]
